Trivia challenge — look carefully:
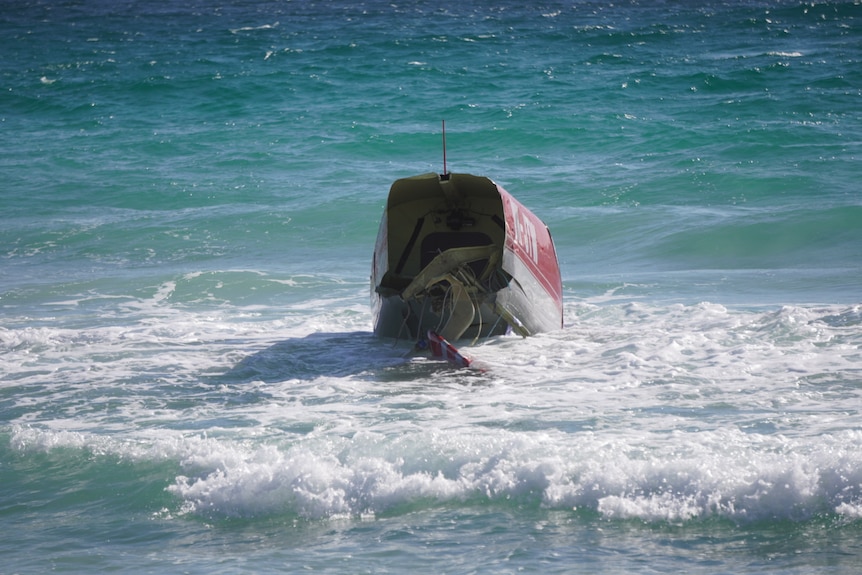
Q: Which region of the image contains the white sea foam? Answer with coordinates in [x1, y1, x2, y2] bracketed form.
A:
[229, 22, 280, 34]
[10, 422, 862, 524]
[5, 292, 862, 524]
[767, 51, 803, 58]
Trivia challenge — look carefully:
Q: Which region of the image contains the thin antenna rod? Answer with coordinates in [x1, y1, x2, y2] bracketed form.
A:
[442, 119, 448, 176]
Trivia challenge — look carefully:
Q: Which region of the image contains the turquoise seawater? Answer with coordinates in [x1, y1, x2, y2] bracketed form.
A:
[2, 1, 862, 573]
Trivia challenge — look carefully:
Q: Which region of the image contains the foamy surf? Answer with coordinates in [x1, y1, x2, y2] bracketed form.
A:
[11, 419, 862, 525]
[7, 298, 862, 526]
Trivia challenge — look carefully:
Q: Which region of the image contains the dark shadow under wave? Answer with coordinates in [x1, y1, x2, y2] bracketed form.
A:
[215, 331, 409, 384]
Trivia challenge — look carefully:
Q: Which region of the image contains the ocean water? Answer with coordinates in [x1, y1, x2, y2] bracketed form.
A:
[2, 0, 861, 573]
